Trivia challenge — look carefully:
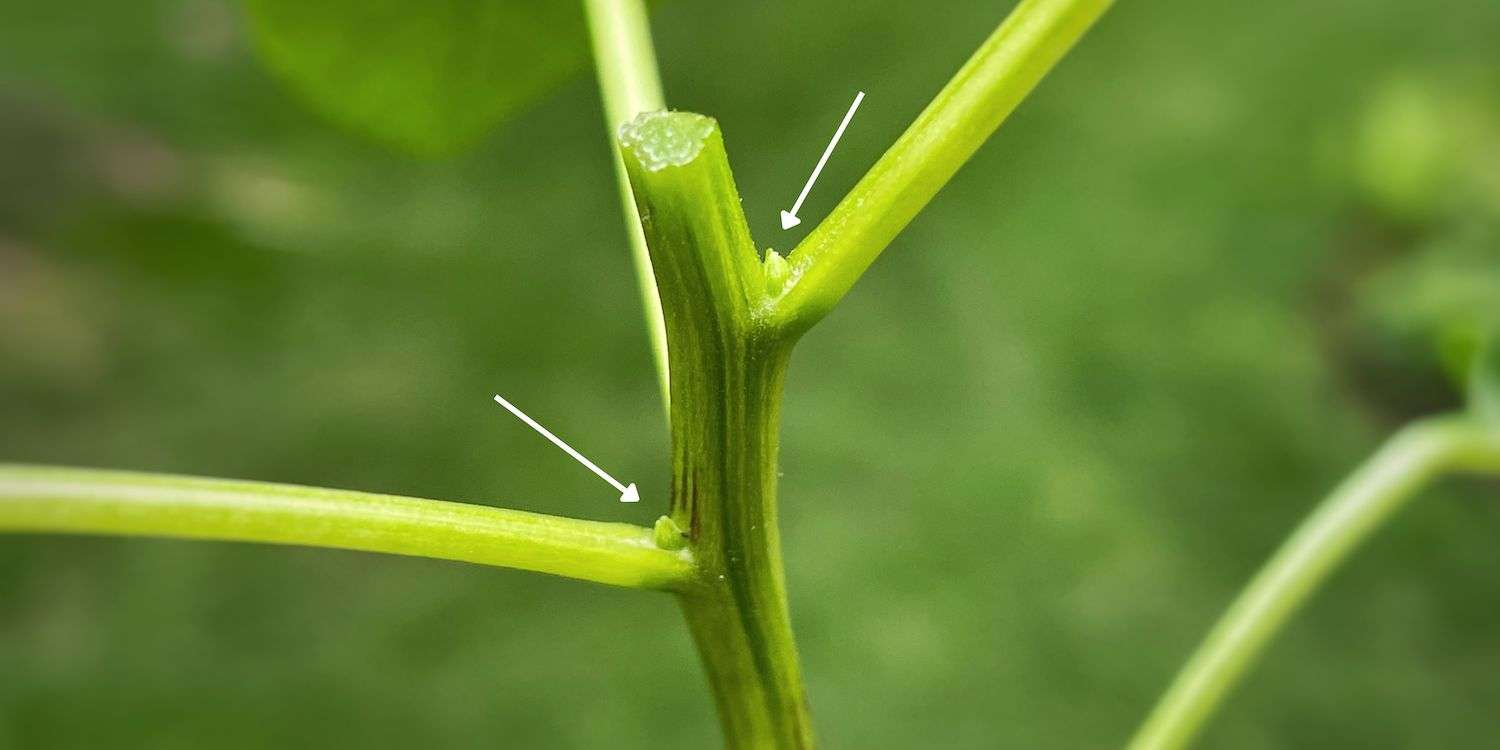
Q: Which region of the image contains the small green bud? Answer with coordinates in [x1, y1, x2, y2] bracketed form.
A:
[653, 515, 688, 551]
[763, 249, 790, 296]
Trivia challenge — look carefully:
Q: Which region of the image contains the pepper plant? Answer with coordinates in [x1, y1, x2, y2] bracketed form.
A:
[3, 0, 1499, 747]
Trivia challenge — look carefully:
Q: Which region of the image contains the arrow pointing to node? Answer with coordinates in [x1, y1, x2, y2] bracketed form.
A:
[780, 90, 865, 231]
[492, 394, 640, 503]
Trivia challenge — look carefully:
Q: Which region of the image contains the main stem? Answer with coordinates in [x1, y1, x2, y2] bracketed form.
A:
[620, 112, 813, 747]
[674, 336, 807, 747]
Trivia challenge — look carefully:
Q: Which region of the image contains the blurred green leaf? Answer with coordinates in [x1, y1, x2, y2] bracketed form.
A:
[1354, 76, 1452, 223]
[243, 0, 588, 155]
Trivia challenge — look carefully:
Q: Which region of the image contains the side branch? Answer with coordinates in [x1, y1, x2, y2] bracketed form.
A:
[1128, 416, 1500, 750]
[771, 0, 1114, 333]
[0, 465, 694, 590]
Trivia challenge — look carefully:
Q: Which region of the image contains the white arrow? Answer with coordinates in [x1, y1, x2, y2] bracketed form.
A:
[492, 394, 640, 503]
[780, 90, 866, 230]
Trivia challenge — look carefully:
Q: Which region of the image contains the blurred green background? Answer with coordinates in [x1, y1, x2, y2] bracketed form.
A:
[3, 0, 1500, 747]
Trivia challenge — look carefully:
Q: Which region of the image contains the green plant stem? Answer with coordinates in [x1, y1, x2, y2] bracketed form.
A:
[770, 0, 1114, 333]
[1128, 416, 1500, 750]
[0, 464, 694, 590]
[584, 0, 672, 412]
[620, 112, 813, 748]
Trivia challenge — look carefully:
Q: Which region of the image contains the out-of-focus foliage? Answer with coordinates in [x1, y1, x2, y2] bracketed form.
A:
[1341, 72, 1500, 413]
[244, 0, 588, 153]
[2, 0, 1500, 748]
[1473, 338, 1500, 429]
[1353, 74, 1500, 223]
[1353, 227, 1500, 390]
[1354, 79, 1456, 223]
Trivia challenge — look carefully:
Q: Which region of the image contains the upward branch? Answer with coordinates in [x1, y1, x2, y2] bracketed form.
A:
[0, 464, 694, 590]
[770, 0, 1115, 334]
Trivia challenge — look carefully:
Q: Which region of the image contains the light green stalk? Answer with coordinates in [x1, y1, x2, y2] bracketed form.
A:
[584, 0, 671, 412]
[771, 0, 1115, 333]
[0, 464, 693, 590]
[1128, 416, 1500, 750]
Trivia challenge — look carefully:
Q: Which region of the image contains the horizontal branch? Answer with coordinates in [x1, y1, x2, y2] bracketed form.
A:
[1128, 416, 1500, 750]
[770, 0, 1114, 333]
[0, 464, 694, 590]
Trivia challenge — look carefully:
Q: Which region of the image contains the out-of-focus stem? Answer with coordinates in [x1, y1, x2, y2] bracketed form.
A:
[1128, 416, 1500, 750]
[584, 0, 671, 413]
